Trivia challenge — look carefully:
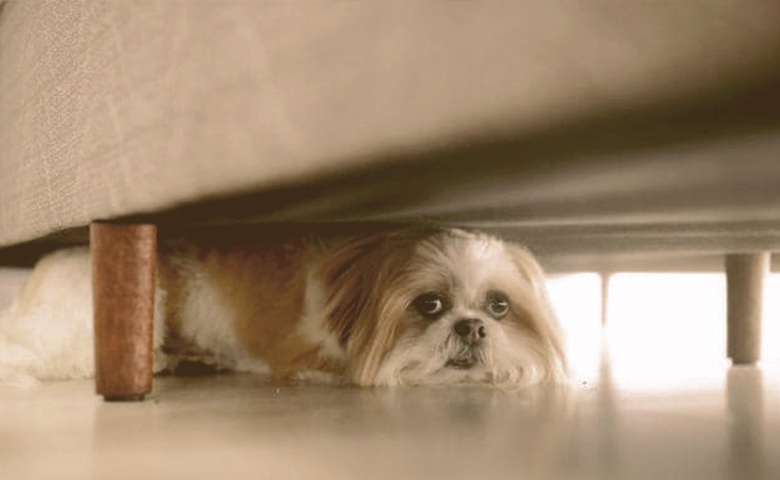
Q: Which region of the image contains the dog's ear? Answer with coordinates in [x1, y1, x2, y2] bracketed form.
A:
[317, 229, 435, 384]
[318, 233, 395, 346]
[503, 242, 568, 383]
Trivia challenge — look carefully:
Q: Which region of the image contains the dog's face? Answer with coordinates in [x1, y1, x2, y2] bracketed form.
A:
[322, 229, 566, 388]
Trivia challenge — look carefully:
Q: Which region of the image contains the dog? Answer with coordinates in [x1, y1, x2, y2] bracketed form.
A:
[0, 227, 566, 388]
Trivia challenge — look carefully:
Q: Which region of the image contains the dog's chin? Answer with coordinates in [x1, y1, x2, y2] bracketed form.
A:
[392, 364, 486, 386]
[372, 343, 507, 387]
[426, 359, 494, 386]
[444, 346, 484, 370]
[446, 356, 478, 370]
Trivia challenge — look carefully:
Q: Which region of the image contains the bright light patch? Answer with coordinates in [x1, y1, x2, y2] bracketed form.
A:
[605, 273, 728, 390]
[544, 272, 780, 391]
[546, 274, 602, 382]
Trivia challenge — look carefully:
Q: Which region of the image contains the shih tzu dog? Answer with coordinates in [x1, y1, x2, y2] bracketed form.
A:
[0, 227, 566, 388]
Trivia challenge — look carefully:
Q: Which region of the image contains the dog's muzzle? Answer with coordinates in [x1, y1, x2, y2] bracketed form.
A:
[446, 318, 487, 369]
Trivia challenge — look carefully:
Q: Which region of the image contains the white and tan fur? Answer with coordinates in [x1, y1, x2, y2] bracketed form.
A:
[0, 227, 566, 388]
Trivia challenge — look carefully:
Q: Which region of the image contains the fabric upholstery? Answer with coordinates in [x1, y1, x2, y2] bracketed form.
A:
[1, 1, 779, 266]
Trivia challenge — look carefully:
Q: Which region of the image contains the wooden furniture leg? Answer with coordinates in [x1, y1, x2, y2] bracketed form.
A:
[91, 222, 157, 401]
[726, 253, 769, 365]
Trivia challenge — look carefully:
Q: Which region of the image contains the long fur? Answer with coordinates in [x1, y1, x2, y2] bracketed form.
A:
[329, 229, 567, 387]
[0, 227, 566, 388]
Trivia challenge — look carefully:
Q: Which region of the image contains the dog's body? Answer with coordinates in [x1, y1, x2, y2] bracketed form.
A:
[0, 227, 566, 388]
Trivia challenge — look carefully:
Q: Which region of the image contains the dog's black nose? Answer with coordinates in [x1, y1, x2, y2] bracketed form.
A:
[453, 318, 486, 344]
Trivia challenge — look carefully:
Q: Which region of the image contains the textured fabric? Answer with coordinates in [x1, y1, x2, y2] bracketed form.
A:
[1, 1, 779, 251]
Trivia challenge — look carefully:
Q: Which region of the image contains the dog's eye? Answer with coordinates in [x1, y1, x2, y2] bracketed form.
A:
[485, 291, 510, 319]
[413, 293, 449, 320]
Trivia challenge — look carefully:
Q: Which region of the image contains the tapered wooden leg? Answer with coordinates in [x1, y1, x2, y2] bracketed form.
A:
[726, 253, 769, 365]
[91, 222, 157, 401]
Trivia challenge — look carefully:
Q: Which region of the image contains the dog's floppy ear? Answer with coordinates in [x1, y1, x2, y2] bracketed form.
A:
[317, 228, 436, 384]
[318, 233, 396, 346]
[503, 242, 568, 383]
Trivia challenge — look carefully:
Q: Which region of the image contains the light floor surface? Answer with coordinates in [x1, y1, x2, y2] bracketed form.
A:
[2, 267, 779, 479]
[1, 365, 779, 480]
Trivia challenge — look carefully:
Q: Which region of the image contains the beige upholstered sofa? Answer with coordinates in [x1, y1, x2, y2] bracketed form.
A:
[1, 1, 779, 399]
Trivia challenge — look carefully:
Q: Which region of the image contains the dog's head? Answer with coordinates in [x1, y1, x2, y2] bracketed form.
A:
[321, 228, 566, 388]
